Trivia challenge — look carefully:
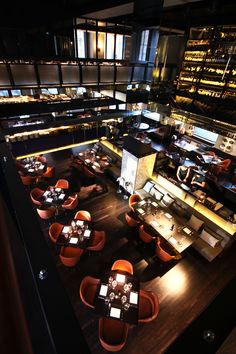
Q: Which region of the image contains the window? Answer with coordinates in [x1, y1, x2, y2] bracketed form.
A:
[77, 30, 86, 58]
[106, 33, 115, 59]
[139, 30, 149, 61]
[11, 89, 21, 96]
[0, 90, 9, 97]
[115, 34, 124, 59]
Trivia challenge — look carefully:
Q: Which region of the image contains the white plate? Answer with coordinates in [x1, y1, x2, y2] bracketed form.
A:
[152, 202, 158, 207]
[59, 194, 65, 200]
[164, 213, 172, 219]
[46, 197, 53, 203]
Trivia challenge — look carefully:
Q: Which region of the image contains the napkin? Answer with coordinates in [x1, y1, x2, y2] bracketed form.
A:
[76, 220, 84, 226]
[151, 220, 159, 227]
[59, 194, 65, 200]
[46, 197, 53, 203]
[55, 188, 61, 192]
[152, 202, 158, 207]
[183, 227, 191, 235]
[62, 226, 70, 234]
[169, 236, 177, 244]
[99, 284, 108, 296]
[164, 213, 172, 219]
[129, 291, 138, 305]
[69, 237, 78, 244]
[137, 208, 145, 214]
[110, 307, 121, 319]
[84, 229, 91, 238]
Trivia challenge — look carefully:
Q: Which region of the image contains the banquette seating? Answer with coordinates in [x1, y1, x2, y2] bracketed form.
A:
[135, 178, 233, 262]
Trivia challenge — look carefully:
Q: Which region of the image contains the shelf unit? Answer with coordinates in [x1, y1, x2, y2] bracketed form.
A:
[177, 25, 236, 100]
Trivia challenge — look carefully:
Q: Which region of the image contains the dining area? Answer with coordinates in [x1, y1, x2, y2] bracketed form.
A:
[79, 259, 159, 352]
[11, 144, 236, 354]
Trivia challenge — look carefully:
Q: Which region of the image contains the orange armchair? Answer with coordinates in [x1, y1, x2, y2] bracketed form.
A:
[36, 155, 47, 163]
[111, 259, 133, 275]
[138, 289, 160, 324]
[125, 211, 140, 227]
[212, 159, 231, 176]
[36, 206, 56, 220]
[98, 317, 129, 352]
[49, 222, 63, 243]
[42, 166, 55, 179]
[55, 179, 69, 189]
[155, 238, 182, 262]
[20, 174, 37, 186]
[74, 210, 91, 221]
[79, 276, 101, 309]
[62, 194, 79, 211]
[128, 194, 142, 212]
[30, 187, 44, 206]
[139, 225, 156, 243]
[83, 165, 96, 179]
[87, 230, 106, 252]
[59, 246, 84, 267]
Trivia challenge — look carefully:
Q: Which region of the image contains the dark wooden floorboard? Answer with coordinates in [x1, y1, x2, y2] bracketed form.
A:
[33, 147, 236, 354]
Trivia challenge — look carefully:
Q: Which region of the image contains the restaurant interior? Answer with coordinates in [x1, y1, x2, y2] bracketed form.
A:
[1, 1, 236, 354]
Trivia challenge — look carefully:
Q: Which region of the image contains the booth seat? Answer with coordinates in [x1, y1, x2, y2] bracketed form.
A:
[135, 179, 234, 262]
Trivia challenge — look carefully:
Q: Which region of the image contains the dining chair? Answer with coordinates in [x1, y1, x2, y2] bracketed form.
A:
[79, 276, 101, 309]
[42, 166, 55, 179]
[36, 155, 47, 163]
[62, 193, 79, 211]
[111, 259, 133, 275]
[128, 193, 142, 212]
[20, 174, 37, 187]
[139, 225, 156, 243]
[98, 317, 129, 352]
[36, 206, 56, 222]
[48, 222, 63, 243]
[138, 289, 160, 324]
[74, 210, 91, 221]
[211, 158, 231, 176]
[125, 211, 140, 227]
[87, 230, 106, 252]
[30, 187, 44, 206]
[59, 246, 84, 267]
[83, 165, 96, 179]
[155, 237, 182, 262]
[55, 179, 69, 189]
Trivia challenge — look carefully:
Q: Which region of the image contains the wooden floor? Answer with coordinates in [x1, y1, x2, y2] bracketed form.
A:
[34, 146, 236, 354]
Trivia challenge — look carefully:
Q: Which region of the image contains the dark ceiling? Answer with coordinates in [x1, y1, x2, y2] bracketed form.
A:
[1, 0, 236, 30]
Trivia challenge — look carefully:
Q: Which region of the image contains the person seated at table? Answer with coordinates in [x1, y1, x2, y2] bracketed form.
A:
[176, 165, 191, 184]
[191, 172, 206, 190]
